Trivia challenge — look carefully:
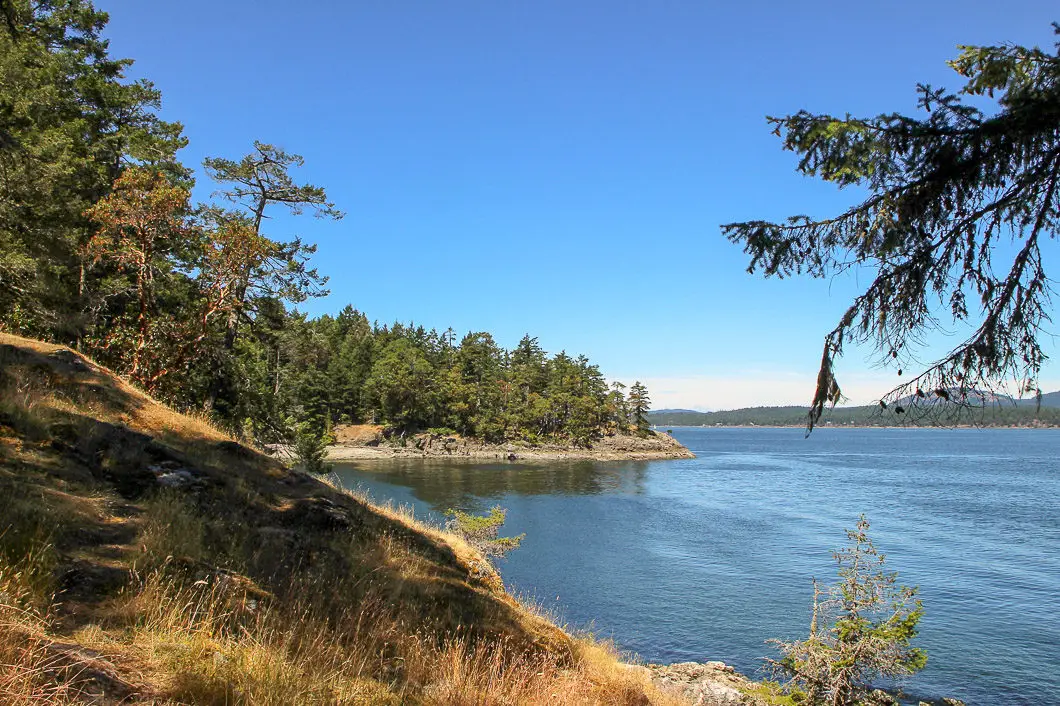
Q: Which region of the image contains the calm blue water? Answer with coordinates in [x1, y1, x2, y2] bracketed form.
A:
[332, 428, 1060, 705]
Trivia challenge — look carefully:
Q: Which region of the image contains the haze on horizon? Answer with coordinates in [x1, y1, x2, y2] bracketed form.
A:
[97, 0, 1060, 411]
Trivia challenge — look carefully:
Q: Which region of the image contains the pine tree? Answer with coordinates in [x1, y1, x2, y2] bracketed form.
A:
[768, 517, 926, 705]
[202, 142, 343, 350]
[627, 381, 651, 437]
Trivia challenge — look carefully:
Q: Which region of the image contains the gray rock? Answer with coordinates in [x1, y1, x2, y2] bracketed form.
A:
[156, 469, 197, 487]
[48, 348, 92, 373]
[647, 661, 762, 706]
[284, 496, 357, 531]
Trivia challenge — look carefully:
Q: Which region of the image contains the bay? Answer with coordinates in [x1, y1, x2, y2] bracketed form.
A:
[332, 427, 1060, 705]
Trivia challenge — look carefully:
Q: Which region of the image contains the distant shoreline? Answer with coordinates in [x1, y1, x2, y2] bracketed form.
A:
[648, 398, 1060, 430]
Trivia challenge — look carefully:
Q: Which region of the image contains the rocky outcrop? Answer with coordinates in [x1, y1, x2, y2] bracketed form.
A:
[326, 427, 695, 462]
[645, 662, 763, 706]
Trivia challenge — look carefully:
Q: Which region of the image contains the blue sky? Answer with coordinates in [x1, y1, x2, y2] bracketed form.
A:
[98, 1, 1059, 410]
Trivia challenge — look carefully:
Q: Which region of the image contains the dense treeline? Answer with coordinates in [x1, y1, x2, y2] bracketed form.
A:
[0, 1, 646, 446]
[275, 315, 650, 445]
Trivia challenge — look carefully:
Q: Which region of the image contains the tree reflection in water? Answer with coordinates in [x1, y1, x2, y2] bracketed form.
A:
[332, 459, 652, 514]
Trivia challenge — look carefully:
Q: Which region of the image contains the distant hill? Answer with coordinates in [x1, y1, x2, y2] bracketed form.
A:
[648, 406, 826, 427]
[647, 392, 1060, 428]
[1014, 390, 1060, 408]
[650, 408, 703, 414]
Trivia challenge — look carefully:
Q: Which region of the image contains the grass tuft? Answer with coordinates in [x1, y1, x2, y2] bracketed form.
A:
[0, 559, 81, 705]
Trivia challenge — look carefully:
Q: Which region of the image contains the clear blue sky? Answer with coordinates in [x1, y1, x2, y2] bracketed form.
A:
[98, 1, 1059, 409]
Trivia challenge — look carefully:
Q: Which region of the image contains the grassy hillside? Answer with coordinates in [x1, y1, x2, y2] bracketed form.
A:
[0, 333, 685, 705]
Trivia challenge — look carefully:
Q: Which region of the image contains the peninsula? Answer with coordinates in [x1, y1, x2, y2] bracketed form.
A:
[326, 424, 695, 462]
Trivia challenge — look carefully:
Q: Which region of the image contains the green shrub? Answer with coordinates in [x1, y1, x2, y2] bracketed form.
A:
[768, 516, 926, 705]
[292, 422, 333, 474]
[444, 506, 524, 559]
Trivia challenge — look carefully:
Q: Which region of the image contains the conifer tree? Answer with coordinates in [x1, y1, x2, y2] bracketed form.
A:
[768, 517, 926, 705]
[200, 143, 342, 412]
[724, 27, 1060, 430]
[202, 142, 343, 351]
[0, 0, 186, 340]
[628, 381, 651, 437]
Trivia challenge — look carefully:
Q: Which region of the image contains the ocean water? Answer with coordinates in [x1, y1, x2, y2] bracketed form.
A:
[332, 427, 1060, 705]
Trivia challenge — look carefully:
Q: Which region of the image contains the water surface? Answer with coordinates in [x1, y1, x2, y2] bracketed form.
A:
[333, 427, 1060, 705]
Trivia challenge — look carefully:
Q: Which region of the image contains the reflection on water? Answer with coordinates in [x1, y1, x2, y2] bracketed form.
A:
[334, 458, 652, 511]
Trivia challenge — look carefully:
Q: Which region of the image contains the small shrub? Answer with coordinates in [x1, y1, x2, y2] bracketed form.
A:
[768, 515, 926, 705]
[444, 506, 524, 559]
[292, 422, 333, 474]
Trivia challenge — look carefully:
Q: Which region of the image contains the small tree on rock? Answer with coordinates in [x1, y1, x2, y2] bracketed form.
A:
[627, 381, 651, 437]
[768, 516, 926, 706]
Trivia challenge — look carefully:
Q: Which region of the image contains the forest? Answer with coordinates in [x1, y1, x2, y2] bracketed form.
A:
[0, 2, 651, 448]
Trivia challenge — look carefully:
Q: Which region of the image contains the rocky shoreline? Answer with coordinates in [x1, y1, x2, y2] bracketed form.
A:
[628, 660, 966, 706]
[636, 661, 757, 705]
[325, 425, 695, 462]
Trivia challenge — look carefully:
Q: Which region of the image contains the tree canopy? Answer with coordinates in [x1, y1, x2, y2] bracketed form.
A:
[0, 0, 185, 339]
[723, 26, 1060, 431]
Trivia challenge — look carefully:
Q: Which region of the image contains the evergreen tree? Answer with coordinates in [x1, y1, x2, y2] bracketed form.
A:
[444, 506, 524, 560]
[200, 143, 342, 414]
[608, 382, 630, 434]
[768, 517, 926, 705]
[327, 307, 373, 423]
[364, 338, 438, 433]
[0, 0, 186, 341]
[292, 420, 333, 475]
[453, 332, 506, 440]
[202, 142, 342, 348]
[627, 382, 651, 437]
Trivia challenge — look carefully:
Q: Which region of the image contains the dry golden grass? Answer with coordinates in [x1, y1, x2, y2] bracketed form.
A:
[87, 571, 682, 706]
[88, 573, 395, 705]
[137, 490, 209, 566]
[0, 558, 80, 705]
[321, 474, 502, 586]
